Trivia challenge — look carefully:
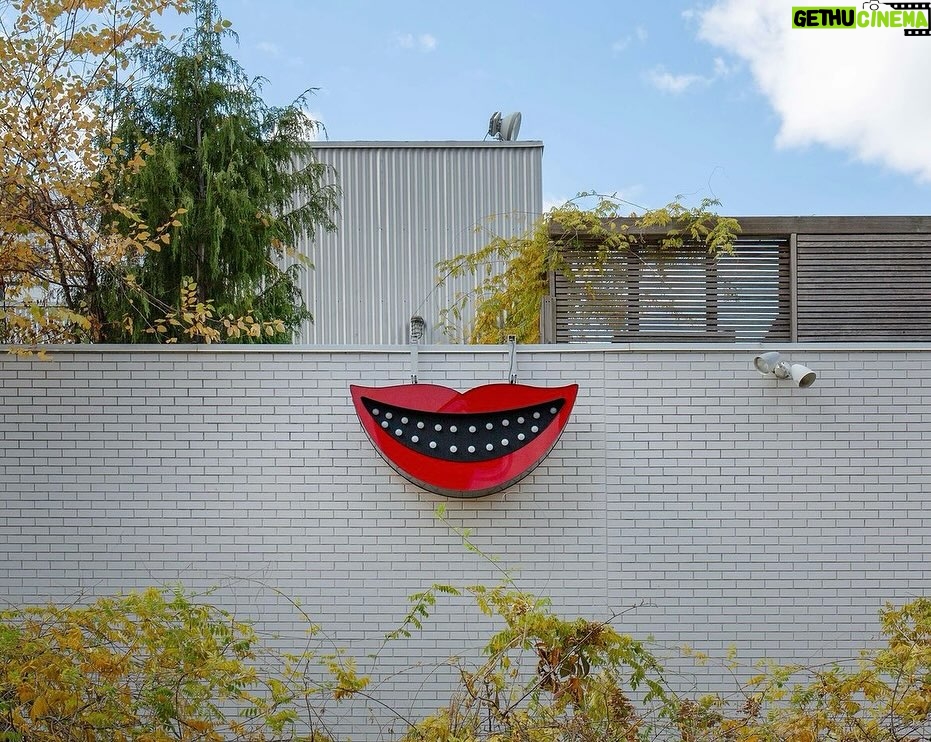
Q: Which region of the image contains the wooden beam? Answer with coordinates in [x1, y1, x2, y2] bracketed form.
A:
[549, 216, 931, 239]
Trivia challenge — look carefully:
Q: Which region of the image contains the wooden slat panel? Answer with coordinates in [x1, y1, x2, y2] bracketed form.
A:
[796, 234, 931, 341]
[555, 239, 790, 344]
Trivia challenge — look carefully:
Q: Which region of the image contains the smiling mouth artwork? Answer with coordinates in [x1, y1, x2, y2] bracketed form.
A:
[350, 383, 579, 498]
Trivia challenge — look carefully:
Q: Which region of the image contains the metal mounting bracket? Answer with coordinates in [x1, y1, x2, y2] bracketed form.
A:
[507, 334, 518, 384]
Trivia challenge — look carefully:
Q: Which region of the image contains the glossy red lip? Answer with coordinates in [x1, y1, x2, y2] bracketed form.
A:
[350, 383, 578, 498]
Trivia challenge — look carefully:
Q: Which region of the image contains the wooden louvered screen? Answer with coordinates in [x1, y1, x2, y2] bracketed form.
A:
[796, 233, 931, 340]
[554, 238, 791, 343]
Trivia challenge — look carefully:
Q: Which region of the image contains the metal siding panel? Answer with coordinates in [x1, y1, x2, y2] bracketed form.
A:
[292, 142, 543, 344]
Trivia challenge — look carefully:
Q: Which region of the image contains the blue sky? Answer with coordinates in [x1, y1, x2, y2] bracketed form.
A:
[162, 0, 931, 216]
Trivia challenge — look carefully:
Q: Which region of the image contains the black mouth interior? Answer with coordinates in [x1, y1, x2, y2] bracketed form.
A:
[361, 396, 565, 462]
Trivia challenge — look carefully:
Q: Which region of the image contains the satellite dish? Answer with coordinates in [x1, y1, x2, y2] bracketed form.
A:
[487, 111, 521, 141]
[499, 111, 521, 141]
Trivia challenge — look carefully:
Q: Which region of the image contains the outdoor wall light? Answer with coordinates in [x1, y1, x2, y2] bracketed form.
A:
[409, 315, 426, 343]
[752, 352, 817, 388]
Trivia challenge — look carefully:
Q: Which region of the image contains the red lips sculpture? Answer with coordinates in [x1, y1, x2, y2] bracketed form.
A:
[350, 383, 578, 498]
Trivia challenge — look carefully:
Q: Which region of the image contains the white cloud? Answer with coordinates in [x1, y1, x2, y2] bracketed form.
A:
[256, 41, 281, 57]
[697, 0, 931, 181]
[395, 32, 437, 52]
[613, 25, 647, 54]
[712, 56, 734, 77]
[647, 67, 711, 94]
[645, 56, 734, 95]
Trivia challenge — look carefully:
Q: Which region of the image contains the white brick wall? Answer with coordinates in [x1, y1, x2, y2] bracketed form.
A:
[2, 345, 930, 737]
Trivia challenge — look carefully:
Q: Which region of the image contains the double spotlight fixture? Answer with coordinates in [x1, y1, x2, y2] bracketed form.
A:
[752, 352, 817, 388]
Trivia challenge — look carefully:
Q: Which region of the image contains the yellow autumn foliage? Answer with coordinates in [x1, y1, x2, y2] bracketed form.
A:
[437, 194, 741, 344]
[0, 587, 358, 741]
[2, 581, 931, 740]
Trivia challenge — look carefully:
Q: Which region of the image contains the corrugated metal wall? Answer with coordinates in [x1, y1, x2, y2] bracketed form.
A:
[294, 142, 543, 344]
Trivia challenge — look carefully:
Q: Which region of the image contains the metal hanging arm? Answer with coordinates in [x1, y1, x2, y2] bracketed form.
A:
[507, 334, 517, 384]
[410, 343, 419, 384]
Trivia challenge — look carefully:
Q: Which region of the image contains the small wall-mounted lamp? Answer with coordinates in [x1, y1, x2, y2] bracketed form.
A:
[753, 351, 816, 388]
[409, 315, 426, 343]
